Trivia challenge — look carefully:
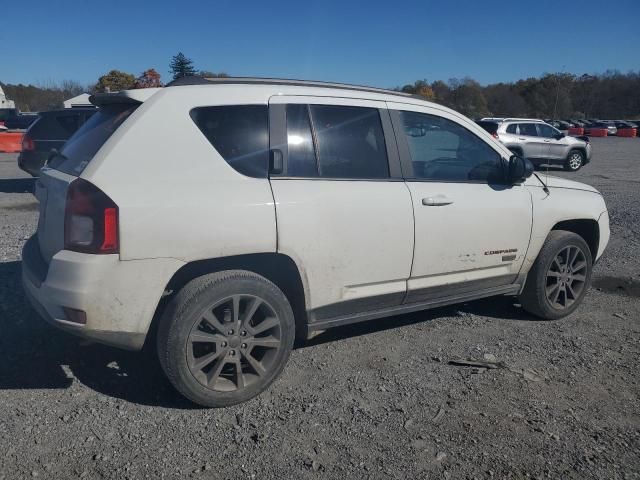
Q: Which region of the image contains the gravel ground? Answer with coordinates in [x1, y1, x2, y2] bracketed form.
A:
[0, 139, 639, 480]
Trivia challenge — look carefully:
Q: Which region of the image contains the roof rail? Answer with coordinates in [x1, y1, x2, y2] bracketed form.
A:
[165, 76, 420, 100]
[502, 118, 544, 123]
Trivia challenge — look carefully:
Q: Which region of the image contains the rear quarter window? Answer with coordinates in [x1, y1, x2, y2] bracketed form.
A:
[190, 105, 269, 178]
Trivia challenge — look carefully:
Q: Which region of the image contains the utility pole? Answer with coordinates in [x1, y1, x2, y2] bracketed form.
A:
[552, 65, 566, 120]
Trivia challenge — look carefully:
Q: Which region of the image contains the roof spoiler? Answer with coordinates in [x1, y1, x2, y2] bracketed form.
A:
[89, 88, 160, 106]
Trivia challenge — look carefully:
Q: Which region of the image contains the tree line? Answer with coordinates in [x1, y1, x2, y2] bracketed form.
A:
[2, 54, 639, 119]
[398, 71, 640, 119]
[0, 52, 227, 111]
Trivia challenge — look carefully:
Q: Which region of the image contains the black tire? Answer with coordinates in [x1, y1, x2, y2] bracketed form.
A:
[564, 149, 584, 171]
[519, 230, 593, 320]
[157, 270, 295, 407]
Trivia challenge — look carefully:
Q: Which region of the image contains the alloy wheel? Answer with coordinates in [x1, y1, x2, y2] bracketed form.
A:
[187, 295, 282, 391]
[545, 245, 587, 309]
[568, 153, 582, 170]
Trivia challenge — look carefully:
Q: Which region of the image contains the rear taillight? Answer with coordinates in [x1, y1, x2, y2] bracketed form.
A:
[22, 136, 35, 151]
[492, 132, 499, 139]
[64, 179, 119, 254]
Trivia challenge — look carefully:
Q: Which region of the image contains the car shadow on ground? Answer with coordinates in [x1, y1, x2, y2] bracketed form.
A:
[0, 178, 35, 193]
[0, 259, 538, 409]
[534, 165, 565, 172]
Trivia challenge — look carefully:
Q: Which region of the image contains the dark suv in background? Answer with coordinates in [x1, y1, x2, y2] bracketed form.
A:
[18, 108, 96, 176]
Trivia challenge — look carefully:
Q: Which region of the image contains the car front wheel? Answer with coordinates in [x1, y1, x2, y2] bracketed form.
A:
[565, 150, 584, 171]
[157, 270, 295, 407]
[519, 230, 593, 320]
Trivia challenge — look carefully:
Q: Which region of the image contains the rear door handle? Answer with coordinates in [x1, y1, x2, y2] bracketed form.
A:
[422, 195, 454, 206]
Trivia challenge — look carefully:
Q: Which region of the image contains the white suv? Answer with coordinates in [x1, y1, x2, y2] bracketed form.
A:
[22, 78, 610, 407]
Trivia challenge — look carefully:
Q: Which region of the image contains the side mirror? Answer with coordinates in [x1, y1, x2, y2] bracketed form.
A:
[507, 155, 534, 184]
[554, 133, 565, 140]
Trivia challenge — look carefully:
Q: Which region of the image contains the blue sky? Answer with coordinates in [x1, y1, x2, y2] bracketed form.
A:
[1, 0, 639, 89]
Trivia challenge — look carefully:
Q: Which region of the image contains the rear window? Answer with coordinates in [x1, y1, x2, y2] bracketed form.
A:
[31, 113, 82, 139]
[190, 105, 269, 178]
[475, 121, 499, 135]
[48, 105, 137, 176]
[518, 123, 538, 136]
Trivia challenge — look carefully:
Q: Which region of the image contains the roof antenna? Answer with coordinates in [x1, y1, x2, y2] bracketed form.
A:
[533, 172, 550, 195]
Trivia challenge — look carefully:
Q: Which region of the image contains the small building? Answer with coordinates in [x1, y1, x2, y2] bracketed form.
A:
[63, 93, 92, 108]
[0, 85, 16, 109]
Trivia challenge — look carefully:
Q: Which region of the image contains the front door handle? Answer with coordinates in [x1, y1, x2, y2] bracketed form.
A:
[422, 195, 454, 206]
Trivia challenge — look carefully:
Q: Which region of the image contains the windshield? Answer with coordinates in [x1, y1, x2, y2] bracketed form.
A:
[48, 104, 138, 176]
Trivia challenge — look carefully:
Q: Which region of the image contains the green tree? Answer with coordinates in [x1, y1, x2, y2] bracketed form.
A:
[447, 78, 488, 118]
[94, 70, 136, 93]
[134, 68, 163, 88]
[170, 52, 196, 80]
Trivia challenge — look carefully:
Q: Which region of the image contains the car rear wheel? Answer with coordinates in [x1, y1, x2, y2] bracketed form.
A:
[565, 150, 584, 171]
[157, 270, 295, 407]
[519, 230, 593, 320]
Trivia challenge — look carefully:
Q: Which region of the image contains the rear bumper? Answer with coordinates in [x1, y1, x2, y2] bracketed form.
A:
[22, 236, 184, 350]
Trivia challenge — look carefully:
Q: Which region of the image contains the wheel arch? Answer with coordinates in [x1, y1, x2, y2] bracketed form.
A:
[147, 253, 309, 348]
[567, 145, 587, 159]
[551, 219, 599, 259]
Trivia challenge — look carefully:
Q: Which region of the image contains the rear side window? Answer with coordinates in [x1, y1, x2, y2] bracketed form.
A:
[191, 105, 269, 178]
[506, 124, 518, 134]
[518, 123, 538, 136]
[49, 104, 138, 176]
[308, 105, 389, 179]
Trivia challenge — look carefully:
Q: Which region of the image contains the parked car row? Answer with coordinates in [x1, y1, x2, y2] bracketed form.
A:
[544, 118, 639, 136]
[477, 118, 591, 171]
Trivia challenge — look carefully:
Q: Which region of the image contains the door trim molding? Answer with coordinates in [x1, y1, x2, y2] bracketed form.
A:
[308, 283, 521, 332]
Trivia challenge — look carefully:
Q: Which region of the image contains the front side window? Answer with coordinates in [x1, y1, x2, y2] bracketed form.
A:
[308, 105, 389, 179]
[399, 111, 503, 183]
[518, 123, 538, 137]
[191, 105, 269, 178]
[537, 124, 558, 138]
